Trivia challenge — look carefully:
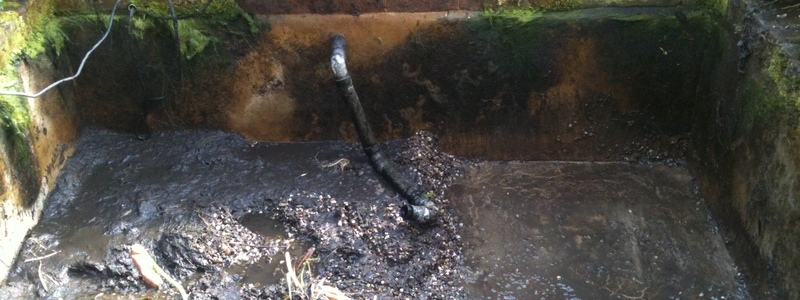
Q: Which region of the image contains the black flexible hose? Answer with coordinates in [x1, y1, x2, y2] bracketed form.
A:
[330, 35, 437, 223]
[127, 4, 152, 140]
[166, 0, 183, 82]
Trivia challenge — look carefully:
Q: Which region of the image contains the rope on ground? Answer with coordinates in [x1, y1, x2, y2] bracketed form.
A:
[0, 0, 123, 98]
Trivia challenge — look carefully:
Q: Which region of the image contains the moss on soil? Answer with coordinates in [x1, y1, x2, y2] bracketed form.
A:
[733, 45, 800, 134]
[129, 0, 258, 60]
[767, 47, 800, 111]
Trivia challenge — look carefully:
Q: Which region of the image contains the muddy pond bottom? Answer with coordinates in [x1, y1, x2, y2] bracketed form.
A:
[450, 162, 748, 299]
[0, 129, 748, 299]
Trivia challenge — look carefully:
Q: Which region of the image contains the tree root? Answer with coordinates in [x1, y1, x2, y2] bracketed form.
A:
[130, 243, 188, 300]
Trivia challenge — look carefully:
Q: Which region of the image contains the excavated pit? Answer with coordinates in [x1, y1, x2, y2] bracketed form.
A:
[0, 4, 786, 300]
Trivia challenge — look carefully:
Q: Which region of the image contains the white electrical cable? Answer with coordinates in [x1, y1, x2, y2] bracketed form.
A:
[0, 0, 123, 98]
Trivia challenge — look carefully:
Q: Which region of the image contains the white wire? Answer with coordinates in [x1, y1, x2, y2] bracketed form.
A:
[0, 0, 123, 98]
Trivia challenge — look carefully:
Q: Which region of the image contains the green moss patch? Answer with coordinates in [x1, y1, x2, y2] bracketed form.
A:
[126, 0, 258, 60]
[0, 12, 34, 198]
[128, 1, 257, 61]
[768, 47, 800, 110]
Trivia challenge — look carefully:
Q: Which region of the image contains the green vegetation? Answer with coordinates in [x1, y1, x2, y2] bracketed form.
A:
[465, 7, 721, 78]
[0, 1, 99, 179]
[735, 46, 800, 132]
[0, 0, 259, 125]
[486, 0, 730, 14]
[741, 79, 782, 123]
[174, 19, 217, 60]
[130, 0, 256, 28]
[0, 88, 30, 164]
[700, 0, 729, 15]
[1, 0, 258, 68]
[129, 0, 258, 60]
[485, 0, 581, 14]
[10, 0, 63, 61]
[767, 47, 800, 110]
[0, 11, 33, 175]
[482, 6, 545, 21]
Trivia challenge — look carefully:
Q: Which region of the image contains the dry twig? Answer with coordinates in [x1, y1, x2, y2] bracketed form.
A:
[24, 251, 60, 263]
[622, 287, 649, 300]
[284, 250, 351, 300]
[38, 261, 48, 293]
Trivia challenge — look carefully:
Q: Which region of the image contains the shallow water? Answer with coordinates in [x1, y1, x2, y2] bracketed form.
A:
[232, 214, 296, 286]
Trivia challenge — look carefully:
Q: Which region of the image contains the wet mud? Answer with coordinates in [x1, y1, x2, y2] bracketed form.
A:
[0, 129, 465, 299]
[450, 162, 750, 299]
[0, 129, 749, 299]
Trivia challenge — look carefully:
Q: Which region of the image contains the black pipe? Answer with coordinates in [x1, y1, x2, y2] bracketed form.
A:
[330, 35, 438, 223]
[127, 4, 152, 140]
[166, 0, 183, 83]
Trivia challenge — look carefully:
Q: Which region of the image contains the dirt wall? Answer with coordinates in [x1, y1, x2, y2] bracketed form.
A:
[690, 4, 800, 296]
[61, 8, 715, 162]
[0, 54, 79, 283]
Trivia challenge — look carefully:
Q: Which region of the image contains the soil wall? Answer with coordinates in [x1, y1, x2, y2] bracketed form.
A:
[0, 55, 79, 284]
[690, 1, 800, 297]
[60, 8, 715, 162]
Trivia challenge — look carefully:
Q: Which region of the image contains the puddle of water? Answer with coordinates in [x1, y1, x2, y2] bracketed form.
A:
[58, 226, 110, 262]
[231, 213, 308, 286]
[239, 213, 285, 238]
[227, 255, 282, 286]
